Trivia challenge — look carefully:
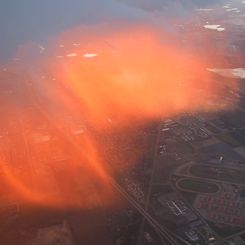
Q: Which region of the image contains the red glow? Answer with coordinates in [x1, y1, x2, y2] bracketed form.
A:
[0, 25, 238, 209]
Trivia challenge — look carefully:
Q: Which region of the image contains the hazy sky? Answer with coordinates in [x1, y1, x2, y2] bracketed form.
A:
[0, 0, 221, 60]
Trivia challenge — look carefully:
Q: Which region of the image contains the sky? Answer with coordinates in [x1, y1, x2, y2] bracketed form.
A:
[0, 0, 222, 60]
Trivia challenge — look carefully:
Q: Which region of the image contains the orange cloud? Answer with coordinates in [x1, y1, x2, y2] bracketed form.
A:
[0, 24, 238, 209]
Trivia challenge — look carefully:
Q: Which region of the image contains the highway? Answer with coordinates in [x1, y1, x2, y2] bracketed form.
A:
[136, 122, 163, 244]
[112, 179, 192, 245]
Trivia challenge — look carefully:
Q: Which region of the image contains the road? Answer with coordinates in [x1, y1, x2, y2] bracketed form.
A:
[136, 122, 163, 245]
